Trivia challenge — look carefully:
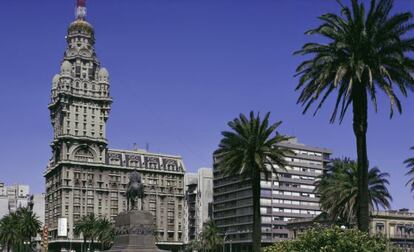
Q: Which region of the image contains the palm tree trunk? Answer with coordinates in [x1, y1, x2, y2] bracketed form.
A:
[251, 165, 261, 252]
[83, 237, 87, 252]
[352, 84, 369, 232]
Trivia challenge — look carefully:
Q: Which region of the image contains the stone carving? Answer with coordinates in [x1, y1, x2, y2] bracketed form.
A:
[108, 211, 165, 252]
[126, 170, 144, 211]
[115, 224, 154, 236]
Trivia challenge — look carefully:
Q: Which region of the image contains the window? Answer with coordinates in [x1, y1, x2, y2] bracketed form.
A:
[148, 162, 158, 169]
[261, 181, 272, 188]
[129, 160, 140, 167]
[375, 223, 385, 234]
[109, 158, 121, 165]
[260, 199, 271, 205]
[74, 148, 94, 162]
[76, 66, 81, 77]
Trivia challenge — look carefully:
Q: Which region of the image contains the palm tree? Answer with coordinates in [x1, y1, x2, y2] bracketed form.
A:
[214, 112, 290, 252]
[0, 213, 19, 252]
[16, 207, 41, 247]
[199, 220, 223, 252]
[295, 0, 414, 231]
[96, 218, 115, 251]
[74, 214, 97, 252]
[404, 147, 414, 192]
[316, 158, 392, 224]
[187, 238, 203, 252]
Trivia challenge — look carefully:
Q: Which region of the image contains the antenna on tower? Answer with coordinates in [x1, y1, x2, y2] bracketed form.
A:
[75, 0, 87, 20]
[133, 143, 137, 151]
[145, 142, 150, 152]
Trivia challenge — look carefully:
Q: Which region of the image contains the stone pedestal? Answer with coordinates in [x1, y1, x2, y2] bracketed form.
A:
[108, 210, 166, 252]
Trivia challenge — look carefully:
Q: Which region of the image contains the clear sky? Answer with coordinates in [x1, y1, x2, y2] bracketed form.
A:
[0, 0, 413, 209]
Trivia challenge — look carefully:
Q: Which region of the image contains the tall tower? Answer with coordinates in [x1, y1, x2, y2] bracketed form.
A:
[45, 0, 113, 248]
[49, 0, 111, 166]
[45, 2, 187, 251]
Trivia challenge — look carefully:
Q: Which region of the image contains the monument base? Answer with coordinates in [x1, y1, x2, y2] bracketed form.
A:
[108, 210, 167, 252]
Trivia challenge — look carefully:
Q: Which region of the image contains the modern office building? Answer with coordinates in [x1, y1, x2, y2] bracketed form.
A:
[183, 173, 198, 244]
[44, 1, 186, 251]
[195, 168, 214, 235]
[0, 182, 30, 219]
[0, 183, 8, 219]
[183, 168, 214, 245]
[212, 138, 331, 251]
[29, 194, 46, 251]
[29, 193, 46, 226]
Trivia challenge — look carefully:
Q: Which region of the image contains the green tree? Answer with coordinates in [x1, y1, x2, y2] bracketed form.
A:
[295, 0, 414, 231]
[199, 220, 223, 252]
[187, 238, 203, 252]
[0, 208, 41, 252]
[404, 147, 414, 192]
[96, 218, 115, 251]
[16, 207, 41, 247]
[214, 112, 290, 252]
[316, 158, 392, 224]
[263, 225, 394, 252]
[0, 213, 19, 252]
[74, 213, 97, 252]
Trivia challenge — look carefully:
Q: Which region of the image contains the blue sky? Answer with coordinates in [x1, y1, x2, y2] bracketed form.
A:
[0, 0, 413, 209]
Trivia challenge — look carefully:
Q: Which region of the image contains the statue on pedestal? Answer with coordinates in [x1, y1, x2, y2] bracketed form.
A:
[108, 170, 167, 252]
[126, 170, 144, 211]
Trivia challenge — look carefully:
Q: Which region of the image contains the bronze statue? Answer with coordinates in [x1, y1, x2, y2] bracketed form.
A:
[126, 170, 144, 211]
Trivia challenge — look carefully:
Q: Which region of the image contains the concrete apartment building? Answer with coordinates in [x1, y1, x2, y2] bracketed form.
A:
[183, 173, 198, 244]
[44, 2, 185, 251]
[28, 194, 46, 251]
[0, 183, 8, 218]
[183, 168, 214, 245]
[212, 138, 330, 251]
[29, 193, 46, 226]
[195, 168, 213, 235]
[0, 183, 30, 219]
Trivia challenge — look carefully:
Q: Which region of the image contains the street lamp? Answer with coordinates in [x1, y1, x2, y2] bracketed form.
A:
[23, 241, 30, 252]
[223, 233, 228, 252]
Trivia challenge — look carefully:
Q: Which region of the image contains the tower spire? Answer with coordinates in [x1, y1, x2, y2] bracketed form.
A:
[76, 0, 87, 20]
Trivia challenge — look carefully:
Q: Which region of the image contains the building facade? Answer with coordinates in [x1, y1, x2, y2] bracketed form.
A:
[195, 168, 213, 236]
[44, 2, 185, 251]
[29, 193, 46, 251]
[183, 173, 198, 244]
[29, 193, 46, 226]
[0, 182, 30, 219]
[371, 209, 414, 251]
[212, 138, 330, 251]
[183, 168, 214, 245]
[286, 209, 414, 251]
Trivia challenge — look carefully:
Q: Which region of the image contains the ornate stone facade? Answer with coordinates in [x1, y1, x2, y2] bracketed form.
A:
[44, 3, 185, 251]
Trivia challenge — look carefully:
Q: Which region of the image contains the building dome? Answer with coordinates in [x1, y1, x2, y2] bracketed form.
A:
[68, 20, 94, 38]
[52, 74, 60, 88]
[60, 61, 72, 75]
[68, 19, 93, 32]
[98, 67, 109, 82]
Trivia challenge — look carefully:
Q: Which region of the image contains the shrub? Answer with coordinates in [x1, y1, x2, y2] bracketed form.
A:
[263, 226, 397, 252]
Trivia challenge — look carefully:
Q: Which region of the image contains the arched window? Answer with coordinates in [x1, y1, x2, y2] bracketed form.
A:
[74, 147, 94, 162]
[109, 158, 121, 166]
